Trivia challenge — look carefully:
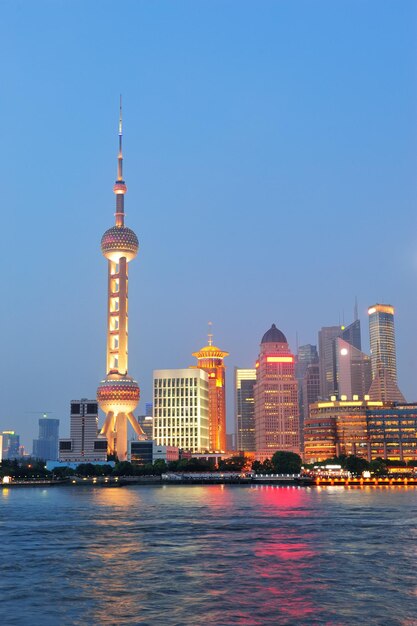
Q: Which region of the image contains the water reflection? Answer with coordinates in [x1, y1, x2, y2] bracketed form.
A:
[0, 485, 416, 625]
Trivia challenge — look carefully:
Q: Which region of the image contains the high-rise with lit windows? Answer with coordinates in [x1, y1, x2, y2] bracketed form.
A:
[153, 369, 209, 452]
[96, 102, 144, 460]
[254, 324, 299, 458]
[368, 304, 398, 382]
[235, 368, 256, 452]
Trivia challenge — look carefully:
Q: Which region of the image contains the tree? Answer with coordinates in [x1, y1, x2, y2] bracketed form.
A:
[262, 459, 275, 473]
[184, 457, 212, 472]
[152, 459, 167, 475]
[113, 461, 134, 476]
[271, 451, 302, 474]
[369, 457, 388, 476]
[251, 460, 263, 474]
[343, 455, 369, 476]
[53, 466, 75, 479]
[218, 456, 246, 472]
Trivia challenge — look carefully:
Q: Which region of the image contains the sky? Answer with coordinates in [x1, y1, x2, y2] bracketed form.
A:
[0, 0, 416, 449]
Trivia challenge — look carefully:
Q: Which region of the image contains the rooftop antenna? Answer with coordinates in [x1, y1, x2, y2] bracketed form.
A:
[354, 296, 359, 321]
[208, 321, 213, 346]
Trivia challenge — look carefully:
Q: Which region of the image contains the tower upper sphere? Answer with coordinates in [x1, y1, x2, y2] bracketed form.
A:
[101, 226, 139, 262]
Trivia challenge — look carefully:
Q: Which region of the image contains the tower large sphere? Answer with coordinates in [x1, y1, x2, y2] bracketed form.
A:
[97, 375, 140, 415]
[101, 226, 139, 262]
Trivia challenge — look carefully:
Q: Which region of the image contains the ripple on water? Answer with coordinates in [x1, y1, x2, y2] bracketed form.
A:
[0, 485, 416, 625]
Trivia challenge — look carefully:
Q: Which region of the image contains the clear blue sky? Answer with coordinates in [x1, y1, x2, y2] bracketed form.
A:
[1, 0, 416, 448]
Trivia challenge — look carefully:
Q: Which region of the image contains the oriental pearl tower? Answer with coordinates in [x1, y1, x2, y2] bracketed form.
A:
[97, 101, 144, 460]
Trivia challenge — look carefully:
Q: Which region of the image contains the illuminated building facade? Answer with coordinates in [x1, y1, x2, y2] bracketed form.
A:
[254, 324, 299, 458]
[153, 369, 209, 452]
[304, 398, 385, 463]
[305, 400, 417, 464]
[96, 103, 144, 460]
[368, 304, 397, 382]
[59, 400, 107, 463]
[192, 330, 228, 451]
[366, 404, 417, 463]
[235, 368, 256, 452]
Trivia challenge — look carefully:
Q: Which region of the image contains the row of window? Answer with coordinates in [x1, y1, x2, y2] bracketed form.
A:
[155, 378, 199, 387]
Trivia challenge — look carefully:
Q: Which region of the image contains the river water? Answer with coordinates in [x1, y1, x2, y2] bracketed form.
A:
[0, 485, 416, 625]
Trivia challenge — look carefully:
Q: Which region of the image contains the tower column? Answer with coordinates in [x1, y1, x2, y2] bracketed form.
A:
[97, 102, 144, 461]
[118, 257, 128, 375]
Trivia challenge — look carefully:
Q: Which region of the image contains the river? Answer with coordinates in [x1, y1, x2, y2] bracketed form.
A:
[0, 484, 416, 625]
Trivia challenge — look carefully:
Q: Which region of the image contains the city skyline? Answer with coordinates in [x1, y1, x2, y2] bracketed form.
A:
[1, 1, 416, 447]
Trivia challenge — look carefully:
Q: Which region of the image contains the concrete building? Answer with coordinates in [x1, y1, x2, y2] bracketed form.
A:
[59, 400, 107, 463]
[254, 324, 299, 459]
[192, 328, 228, 451]
[235, 368, 256, 452]
[335, 338, 372, 399]
[33, 417, 60, 461]
[153, 368, 209, 452]
[96, 102, 145, 461]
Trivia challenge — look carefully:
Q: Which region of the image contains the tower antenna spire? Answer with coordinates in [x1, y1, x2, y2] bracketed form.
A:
[113, 96, 127, 227]
[208, 321, 213, 346]
[118, 94, 123, 181]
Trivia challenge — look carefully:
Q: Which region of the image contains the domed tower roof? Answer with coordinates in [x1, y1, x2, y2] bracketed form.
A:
[261, 323, 287, 344]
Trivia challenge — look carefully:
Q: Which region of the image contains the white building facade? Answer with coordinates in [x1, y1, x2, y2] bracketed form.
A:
[153, 369, 209, 452]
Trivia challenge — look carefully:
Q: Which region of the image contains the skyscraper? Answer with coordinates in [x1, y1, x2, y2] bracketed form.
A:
[341, 319, 361, 351]
[335, 338, 372, 399]
[300, 362, 320, 448]
[296, 345, 319, 451]
[1, 431, 20, 460]
[235, 368, 256, 452]
[192, 327, 228, 452]
[318, 326, 342, 399]
[368, 304, 398, 382]
[33, 417, 60, 461]
[254, 324, 299, 458]
[318, 318, 363, 400]
[153, 369, 209, 452]
[96, 102, 144, 460]
[59, 400, 107, 463]
[296, 344, 319, 380]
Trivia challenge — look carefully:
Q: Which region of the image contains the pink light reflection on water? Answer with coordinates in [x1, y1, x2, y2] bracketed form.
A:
[245, 486, 322, 622]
